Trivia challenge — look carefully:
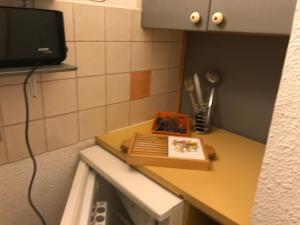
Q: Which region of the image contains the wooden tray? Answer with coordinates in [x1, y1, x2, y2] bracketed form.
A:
[123, 133, 214, 170]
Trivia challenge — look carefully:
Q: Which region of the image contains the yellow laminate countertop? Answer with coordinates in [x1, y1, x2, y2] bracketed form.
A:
[95, 121, 265, 225]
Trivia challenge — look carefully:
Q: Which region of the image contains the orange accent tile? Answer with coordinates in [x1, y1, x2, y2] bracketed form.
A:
[130, 71, 151, 100]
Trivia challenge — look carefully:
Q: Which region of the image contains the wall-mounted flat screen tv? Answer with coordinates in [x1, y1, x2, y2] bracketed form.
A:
[0, 6, 66, 68]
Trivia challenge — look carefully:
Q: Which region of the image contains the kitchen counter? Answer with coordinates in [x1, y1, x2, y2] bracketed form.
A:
[95, 121, 265, 225]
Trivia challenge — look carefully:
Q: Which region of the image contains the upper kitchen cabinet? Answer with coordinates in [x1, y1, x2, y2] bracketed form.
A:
[208, 0, 297, 35]
[142, 0, 211, 31]
[142, 0, 297, 35]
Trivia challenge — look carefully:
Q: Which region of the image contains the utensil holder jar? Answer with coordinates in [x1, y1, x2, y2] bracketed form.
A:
[194, 104, 210, 134]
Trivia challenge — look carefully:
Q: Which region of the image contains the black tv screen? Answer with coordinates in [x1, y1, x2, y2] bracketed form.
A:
[0, 6, 67, 68]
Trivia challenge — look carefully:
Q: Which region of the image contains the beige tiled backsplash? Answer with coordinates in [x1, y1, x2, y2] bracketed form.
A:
[106, 102, 130, 132]
[106, 7, 132, 41]
[5, 120, 47, 161]
[0, 84, 44, 125]
[106, 42, 131, 74]
[76, 42, 106, 76]
[45, 113, 79, 151]
[0, 2, 183, 165]
[130, 71, 151, 100]
[74, 3, 105, 41]
[106, 73, 130, 104]
[0, 129, 6, 165]
[131, 42, 152, 71]
[78, 76, 106, 110]
[79, 107, 106, 141]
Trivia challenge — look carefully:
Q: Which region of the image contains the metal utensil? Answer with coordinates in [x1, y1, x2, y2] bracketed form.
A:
[193, 73, 204, 106]
[206, 70, 220, 124]
[184, 78, 198, 113]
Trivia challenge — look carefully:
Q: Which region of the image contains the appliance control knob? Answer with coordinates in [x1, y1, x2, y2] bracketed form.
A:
[212, 12, 224, 25]
[190, 12, 201, 24]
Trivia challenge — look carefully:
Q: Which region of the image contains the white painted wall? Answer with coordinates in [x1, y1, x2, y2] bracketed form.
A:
[251, 1, 300, 224]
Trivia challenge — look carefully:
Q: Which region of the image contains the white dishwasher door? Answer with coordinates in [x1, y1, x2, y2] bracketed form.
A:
[60, 145, 184, 225]
[60, 161, 96, 225]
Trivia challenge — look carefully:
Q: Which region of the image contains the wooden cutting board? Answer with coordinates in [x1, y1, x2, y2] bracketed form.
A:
[121, 133, 216, 170]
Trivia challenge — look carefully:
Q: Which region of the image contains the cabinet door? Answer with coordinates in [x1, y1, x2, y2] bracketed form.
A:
[142, 0, 211, 31]
[208, 0, 297, 35]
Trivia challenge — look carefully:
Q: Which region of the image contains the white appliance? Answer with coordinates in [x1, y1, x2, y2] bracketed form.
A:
[60, 146, 184, 225]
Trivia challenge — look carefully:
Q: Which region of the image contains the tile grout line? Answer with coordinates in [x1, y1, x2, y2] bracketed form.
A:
[0, 66, 182, 87]
[68, 2, 81, 142]
[73, 40, 182, 43]
[39, 72, 50, 152]
[0, 125, 9, 164]
[104, 5, 108, 134]
[0, 93, 170, 128]
[128, 8, 134, 126]
[72, 2, 81, 143]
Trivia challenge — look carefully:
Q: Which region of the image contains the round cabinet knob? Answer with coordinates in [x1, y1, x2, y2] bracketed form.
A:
[190, 12, 201, 24]
[212, 12, 224, 25]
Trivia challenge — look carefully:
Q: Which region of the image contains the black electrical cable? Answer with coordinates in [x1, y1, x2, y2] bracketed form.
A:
[23, 64, 47, 225]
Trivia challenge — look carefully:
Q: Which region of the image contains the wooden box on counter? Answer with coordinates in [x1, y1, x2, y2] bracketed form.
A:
[152, 112, 191, 137]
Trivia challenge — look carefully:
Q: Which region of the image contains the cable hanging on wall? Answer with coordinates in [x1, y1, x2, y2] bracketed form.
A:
[19, 1, 46, 224]
[23, 64, 47, 225]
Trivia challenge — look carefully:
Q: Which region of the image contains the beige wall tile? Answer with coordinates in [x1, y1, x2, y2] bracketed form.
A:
[131, 10, 152, 41]
[36, 1, 75, 41]
[0, 73, 40, 86]
[5, 120, 46, 162]
[106, 42, 131, 74]
[107, 102, 129, 132]
[43, 79, 77, 117]
[149, 94, 167, 118]
[79, 107, 105, 140]
[106, 73, 130, 104]
[150, 69, 169, 95]
[41, 72, 75, 82]
[130, 98, 150, 124]
[46, 113, 78, 151]
[168, 68, 181, 92]
[106, 7, 131, 41]
[78, 76, 106, 110]
[135, 0, 142, 9]
[152, 42, 171, 69]
[169, 42, 183, 67]
[0, 76, 26, 86]
[0, 129, 7, 165]
[65, 42, 76, 65]
[0, 108, 2, 126]
[0, 84, 43, 125]
[165, 92, 179, 112]
[74, 4, 105, 41]
[152, 29, 171, 41]
[130, 71, 151, 100]
[131, 42, 152, 71]
[42, 42, 76, 81]
[76, 42, 105, 77]
[0, 1, 19, 7]
[170, 30, 184, 42]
